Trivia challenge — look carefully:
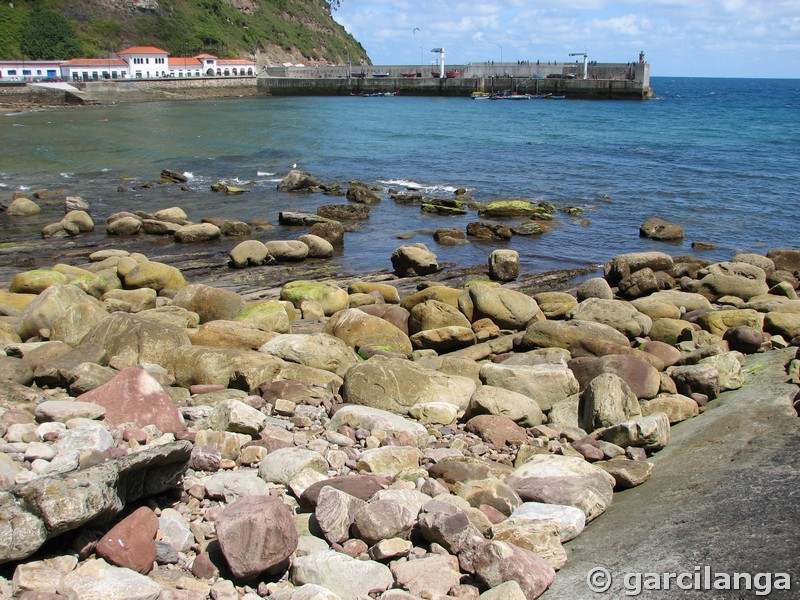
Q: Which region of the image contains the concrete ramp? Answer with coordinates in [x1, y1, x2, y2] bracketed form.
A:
[29, 81, 99, 104]
[30, 81, 86, 94]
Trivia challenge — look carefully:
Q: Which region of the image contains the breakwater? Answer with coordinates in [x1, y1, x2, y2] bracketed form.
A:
[260, 61, 653, 100]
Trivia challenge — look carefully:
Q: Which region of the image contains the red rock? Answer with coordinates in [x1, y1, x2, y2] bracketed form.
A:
[190, 384, 226, 395]
[465, 415, 528, 447]
[299, 474, 390, 508]
[469, 538, 556, 598]
[95, 506, 158, 574]
[77, 368, 186, 434]
[216, 495, 298, 580]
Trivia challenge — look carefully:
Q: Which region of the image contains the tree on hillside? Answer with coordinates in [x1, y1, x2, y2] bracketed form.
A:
[20, 8, 83, 59]
[325, 0, 342, 12]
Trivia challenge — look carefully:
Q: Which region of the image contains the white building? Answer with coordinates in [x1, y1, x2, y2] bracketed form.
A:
[0, 46, 256, 82]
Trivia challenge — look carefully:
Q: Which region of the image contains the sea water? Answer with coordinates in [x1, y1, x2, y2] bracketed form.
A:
[1, 77, 798, 277]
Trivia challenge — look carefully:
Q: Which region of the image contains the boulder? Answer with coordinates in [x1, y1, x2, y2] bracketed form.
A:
[290, 550, 393, 599]
[576, 277, 614, 301]
[265, 240, 310, 261]
[106, 216, 142, 235]
[348, 282, 400, 304]
[96, 506, 158, 574]
[505, 502, 586, 543]
[324, 308, 412, 356]
[352, 497, 417, 544]
[174, 222, 221, 243]
[318, 204, 370, 220]
[169, 346, 284, 389]
[172, 284, 245, 323]
[505, 454, 616, 521]
[327, 405, 429, 449]
[62, 210, 94, 232]
[488, 249, 520, 282]
[187, 320, 279, 350]
[639, 217, 684, 240]
[604, 252, 674, 286]
[9, 270, 68, 295]
[57, 558, 161, 600]
[467, 221, 513, 240]
[6, 197, 41, 216]
[116, 256, 185, 292]
[391, 244, 439, 276]
[216, 495, 298, 580]
[236, 300, 291, 333]
[579, 373, 642, 432]
[566, 297, 652, 338]
[18, 284, 104, 341]
[519, 319, 629, 350]
[569, 353, 661, 400]
[669, 363, 721, 400]
[479, 362, 579, 412]
[596, 456, 655, 489]
[298, 234, 334, 258]
[640, 394, 699, 423]
[342, 356, 475, 416]
[309, 220, 346, 245]
[490, 519, 567, 570]
[601, 413, 671, 450]
[207, 399, 268, 435]
[281, 281, 349, 317]
[229, 240, 270, 268]
[683, 261, 769, 301]
[410, 325, 476, 352]
[277, 170, 322, 192]
[468, 538, 557, 599]
[766, 248, 800, 273]
[401, 286, 462, 311]
[459, 284, 542, 330]
[617, 267, 675, 299]
[81, 313, 190, 369]
[532, 292, 578, 318]
[697, 309, 764, 336]
[467, 385, 544, 427]
[764, 311, 800, 339]
[259, 333, 358, 377]
[408, 300, 471, 334]
[76, 368, 186, 434]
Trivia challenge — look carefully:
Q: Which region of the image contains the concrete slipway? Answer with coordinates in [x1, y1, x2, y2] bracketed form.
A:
[543, 347, 799, 599]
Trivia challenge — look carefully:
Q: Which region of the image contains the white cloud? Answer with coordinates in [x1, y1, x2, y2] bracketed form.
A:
[333, 0, 800, 76]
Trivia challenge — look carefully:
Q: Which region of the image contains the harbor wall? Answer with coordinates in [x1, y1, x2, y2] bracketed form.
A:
[259, 72, 653, 100]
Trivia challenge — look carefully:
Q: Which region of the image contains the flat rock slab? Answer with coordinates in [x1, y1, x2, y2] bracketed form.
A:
[543, 347, 800, 599]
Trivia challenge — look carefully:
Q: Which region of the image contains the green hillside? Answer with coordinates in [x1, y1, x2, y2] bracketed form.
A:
[0, 0, 370, 66]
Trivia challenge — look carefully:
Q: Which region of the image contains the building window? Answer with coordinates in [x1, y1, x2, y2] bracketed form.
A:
[8, 69, 16, 75]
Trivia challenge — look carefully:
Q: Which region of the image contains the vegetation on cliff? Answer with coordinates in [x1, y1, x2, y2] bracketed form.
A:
[0, 0, 369, 66]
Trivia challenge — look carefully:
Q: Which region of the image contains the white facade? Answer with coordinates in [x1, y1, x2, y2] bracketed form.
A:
[0, 47, 256, 82]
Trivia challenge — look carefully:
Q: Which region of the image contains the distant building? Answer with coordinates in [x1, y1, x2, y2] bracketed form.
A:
[0, 46, 256, 82]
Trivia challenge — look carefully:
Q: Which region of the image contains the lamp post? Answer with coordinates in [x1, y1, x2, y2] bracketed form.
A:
[498, 44, 503, 67]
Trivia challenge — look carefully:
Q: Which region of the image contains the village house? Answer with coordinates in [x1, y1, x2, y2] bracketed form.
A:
[0, 46, 256, 82]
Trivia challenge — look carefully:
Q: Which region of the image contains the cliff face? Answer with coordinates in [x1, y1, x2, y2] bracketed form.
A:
[0, 0, 370, 66]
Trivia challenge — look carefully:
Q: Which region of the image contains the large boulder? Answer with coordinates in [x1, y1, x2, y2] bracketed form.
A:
[236, 300, 291, 333]
[479, 362, 579, 412]
[408, 299, 471, 335]
[579, 373, 643, 432]
[259, 333, 358, 377]
[281, 281, 349, 316]
[174, 222, 221, 243]
[115, 255, 185, 292]
[265, 240, 310, 262]
[324, 308, 412, 356]
[6, 197, 41, 216]
[18, 284, 105, 341]
[568, 354, 661, 400]
[216, 495, 298, 580]
[169, 346, 284, 389]
[489, 249, 520, 282]
[171, 284, 245, 323]
[187, 320, 279, 350]
[519, 320, 629, 351]
[682, 261, 769, 301]
[347, 183, 381, 205]
[229, 240, 270, 268]
[566, 298, 652, 338]
[505, 454, 616, 522]
[10, 269, 68, 295]
[341, 356, 476, 416]
[76, 368, 186, 434]
[290, 550, 393, 599]
[81, 313, 191, 369]
[458, 284, 542, 330]
[391, 244, 439, 277]
[327, 405, 429, 449]
[604, 252, 674, 286]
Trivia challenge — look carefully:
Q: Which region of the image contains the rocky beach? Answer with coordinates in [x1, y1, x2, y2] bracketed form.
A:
[1, 169, 799, 600]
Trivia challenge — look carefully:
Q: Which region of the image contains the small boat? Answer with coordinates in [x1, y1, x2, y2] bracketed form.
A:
[431, 70, 441, 78]
[351, 71, 367, 78]
[446, 70, 461, 78]
[372, 71, 390, 77]
[361, 92, 397, 97]
[471, 91, 491, 100]
[545, 94, 566, 99]
[400, 72, 418, 78]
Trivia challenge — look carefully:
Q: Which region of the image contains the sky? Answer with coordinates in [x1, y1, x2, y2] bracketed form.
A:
[332, 0, 800, 78]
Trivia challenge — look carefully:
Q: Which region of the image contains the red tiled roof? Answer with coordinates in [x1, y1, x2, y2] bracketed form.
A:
[217, 59, 257, 65]
[168, 57, 203, 67]
[117, 46, 169, 55]
[194, 53, 218, 59]
[61, 58, 128, 67]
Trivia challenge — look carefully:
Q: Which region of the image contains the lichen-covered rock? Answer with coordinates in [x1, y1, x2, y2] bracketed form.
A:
[324, 308, 412, 356]
[281, 281, 349, 316]
[172, 284, 245, 323]
[459, 284, 542, 330]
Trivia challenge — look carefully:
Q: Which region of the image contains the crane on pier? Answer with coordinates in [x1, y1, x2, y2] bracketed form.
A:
[569, 51, 589, 79]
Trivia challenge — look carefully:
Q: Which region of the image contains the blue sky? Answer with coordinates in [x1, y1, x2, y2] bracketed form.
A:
[333, 0, 800, 78]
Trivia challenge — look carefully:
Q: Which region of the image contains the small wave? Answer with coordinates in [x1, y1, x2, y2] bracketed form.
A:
[257, 171, 275, 177]
[379, 178, 461, 195]
[12, 123, 25, 127]
[18, 185, 30, 190]
[60, 172, 73, 178]
[101, 168, 110, 173]
[183, 172, 195, 180]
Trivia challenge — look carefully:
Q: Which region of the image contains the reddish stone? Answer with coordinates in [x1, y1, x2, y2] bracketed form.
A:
[95, 506, 158, 574]
[299, 474, 390, 508]
[479, 504, 507, 525]
[77, 368, 186, 434]
[465, 415, 528, 447]
[190, 384, 226, 395]
[216, 495, 298, 580]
